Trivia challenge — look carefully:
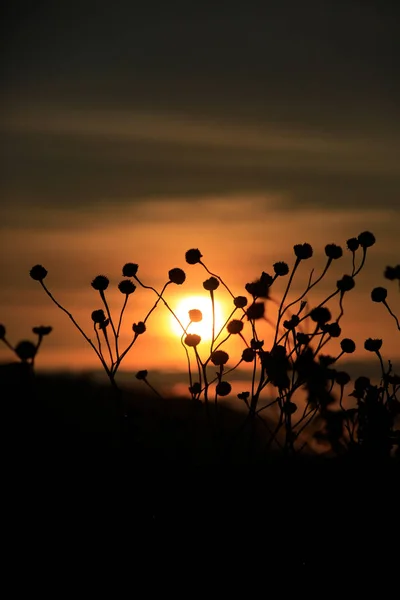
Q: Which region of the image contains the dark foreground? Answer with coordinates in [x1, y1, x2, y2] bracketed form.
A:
[3, 370, 399, 589]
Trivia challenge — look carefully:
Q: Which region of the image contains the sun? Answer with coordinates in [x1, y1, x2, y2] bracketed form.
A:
[170, 295, 226, 342]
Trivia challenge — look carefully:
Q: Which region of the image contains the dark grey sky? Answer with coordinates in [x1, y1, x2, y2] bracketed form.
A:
[1, 0, 399, 215]
[2, 1, 399, 125]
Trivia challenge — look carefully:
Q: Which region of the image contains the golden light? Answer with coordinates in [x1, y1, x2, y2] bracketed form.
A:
[170, 295, 226, 342]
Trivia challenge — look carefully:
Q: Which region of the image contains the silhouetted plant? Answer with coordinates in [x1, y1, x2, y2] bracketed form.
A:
[28, 262, 190, 418]
[13, 229, 398, 463]
[0, 323, 52, 368]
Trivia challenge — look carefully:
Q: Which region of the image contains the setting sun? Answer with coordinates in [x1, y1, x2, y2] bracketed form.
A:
[170, 295, 227, 342]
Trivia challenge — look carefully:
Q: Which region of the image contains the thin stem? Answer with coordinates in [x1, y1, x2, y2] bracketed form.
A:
[200, 262, 236, 299]
[100, 289, 118, 356]
[39, 281, 112, 377]
[383, 301, 400, 330]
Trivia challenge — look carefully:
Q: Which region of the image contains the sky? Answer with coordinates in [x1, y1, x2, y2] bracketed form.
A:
[0, 0, 399, 391]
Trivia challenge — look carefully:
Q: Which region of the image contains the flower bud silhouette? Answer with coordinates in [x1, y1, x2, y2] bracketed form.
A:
[211, 350, 229, 366]
[283, 315, 300, 330]
[32, 326, 52, 336]
[91, 275, 109, 291]
[203, 277, 219, 291]
[189, 382, 201, 395]
[283, 402, 297, 415]
[346, 238, 359, 252]
[340, 338, 356, 353]
[227, 319, 244, 334]
[234, 296, 248, 308]
[169, 268, 186, 285]
[185, 249, 203, 264]
[118, 280, 137, 295]
[30, 265, 48, 281]
[273, 262, 289, 276]
[184, 333, 201, 347]
[357, 231, 375, 248]
[335, 371, 351, 386]
[325, 244, 343, 260]
[371, 287, 387, 303]
[384, 265, 400, 281]
[92, 308, 106, 323]
[242, 348, 255, 362]
[310, 307, 331, 325]
[216, 381, 232, 396]
[91, 309, 106, 323]
[133, 322, 146, 334]
[189, 309, 202, 323]
[324, 322, 341, 338]
[0, 324, 6, 339]
[15, 340, 36, 361]
[364, 338, 383, 352]
[246, 302, 265, 320]
[136, 370, 148, 380]
[296, 333, 310, 345]
[337, 275, 355, 292]
[122, 263, 139, 277]
[293, 243, 313, 260]
[245, 272, 273, 298]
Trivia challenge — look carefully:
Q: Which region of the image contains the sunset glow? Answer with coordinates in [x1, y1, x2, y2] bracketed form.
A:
[170, 295, 227, 342]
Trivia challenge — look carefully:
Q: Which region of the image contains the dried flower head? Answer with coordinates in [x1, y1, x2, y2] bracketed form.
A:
[234, 296, 248, 308]
[118, 280, 137, 295]
[310, 306, 332, 325]
[324, 322, 341, 338]
[215, 381, 232, 397]
[210, 350, 229, 366]
[246, 302, 265, 320]
[325, 244, 343, 260]
[371, 287, 387, 303]
[357, 231, 376, 248]
[32, 326, 52, 336]
[251, 338, 264, 349]
[337, 275, 355, 292]
[340, 338, 356, 354]
[30, 265, 48, 281]
[364, 338, 383, 352]
[296, 333, 310, 345]
[384, 265, 400, 281]
[185, 249, 203, 264]
[273, 262, 289, 276]
[133, 322, 146, 335]
[245, 272, 273, 298]
[293, 243, 313, 260]
[227, 319, 244, 334]
[283, 315, 300, 330]
[189, 309, 202, 323]
[283, 402, 297, 415]
[91, 275, 109, 291]
[184, 333, 201, 347]
[15, 340, 36, 361]
[122, 263, 139, 277]
[346, 238, 359, 252]
[189, 382, 201, 395]
[335, 371, 351, 386]
[355, 376, 370, 391]
[241, 348, 255, 363]
[0, 324, 6, 339]
[169, 268, 186, 285]
[91, 309, 106, 323]
[203, 277, 219, 291]
[136, 370, 148, 380]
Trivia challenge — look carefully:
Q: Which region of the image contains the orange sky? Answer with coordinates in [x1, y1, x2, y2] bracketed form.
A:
[1, 196, 399, 387]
